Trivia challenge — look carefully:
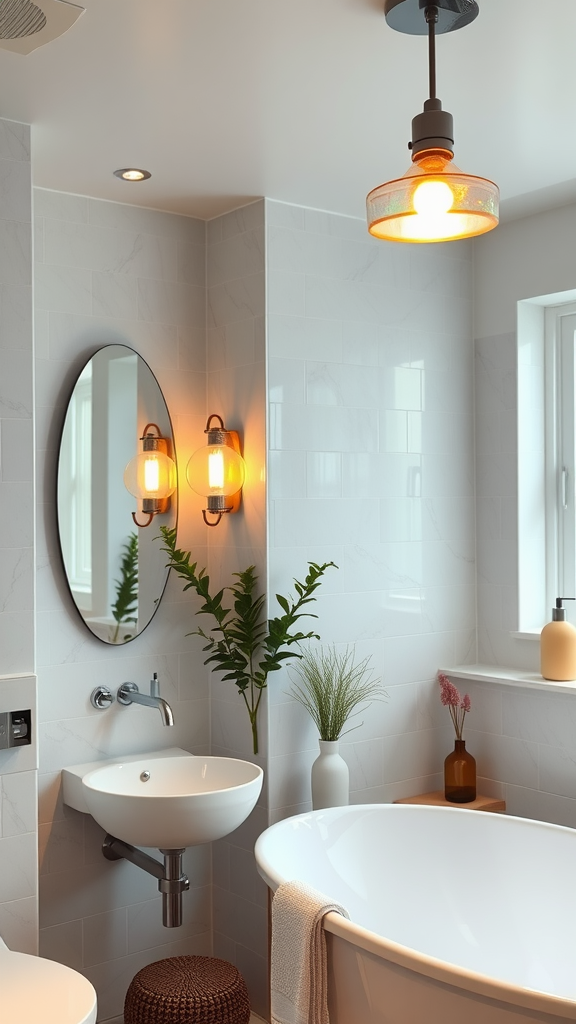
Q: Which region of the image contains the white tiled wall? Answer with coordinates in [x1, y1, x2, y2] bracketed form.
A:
[265, 198, 477, 816]
[206, 202, 269, 1019]
[34, 188, 212, 1021]
[472, 204, 576, 826]
[0, 120, 37, 955]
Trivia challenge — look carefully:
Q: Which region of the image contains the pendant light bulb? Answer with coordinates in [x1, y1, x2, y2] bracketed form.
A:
[367, 0, 499, 244]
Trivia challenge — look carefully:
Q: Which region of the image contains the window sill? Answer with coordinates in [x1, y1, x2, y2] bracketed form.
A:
[440, 664, 576, 695]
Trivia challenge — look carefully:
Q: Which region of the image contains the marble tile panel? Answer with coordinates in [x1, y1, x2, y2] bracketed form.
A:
[306, 451, 342, 499]
[82, 907, 128, 966]
[0, 282, 33, 352]
[207, 273, 265, 328]
[343, 452, 420, 500]
[345, 737, 384, 792]
[341, 320, 379, 366]
[419, 584, 476, 634]
[137, 277, 205, 328]
[468, 728, 539, 789]
[35, 261, 92, 315]
[43, 219, 179, 280]
[220, 201, 264, 239]
[1, 769, 36, 836]
[229, 845, 268, 909]
[88, 198, 205, 244]
[208, 229, 264, 287]
[0, 158, 31, 223]
[0, 120, 29, 161]
[379, 496, 423, 543]
[0, 545, 34, 613]
[39, 919, 83, 970]
[34, 189, 88, 222]
[268, 450, 307, 500]
[409, 251, 473, 297]
[0, 895, 37, 954]
[266, 198, 306, 230]
[306, 360, 380, 408]
[213, 886, 267, 958]
[267, 314, 342, 362]
[269, 355, 305, 404]
[0, 609, 34, 674]
[0, 418, 33, 481]
[273, 497, 378, 548]
[503, 784, 576, 829]
[0, 349, 32, 417]
[267, 269, 306, 317]
[91, 269, 139, 319]
[270, 404, 378, 454]
[382, 630, 458, 686]
[420, 451, 475, 498]
[303, 209, 367, 242]
[0, 832, 36, 902]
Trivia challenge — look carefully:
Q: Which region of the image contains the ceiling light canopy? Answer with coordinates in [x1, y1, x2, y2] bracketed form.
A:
[367, 0, 498, 244]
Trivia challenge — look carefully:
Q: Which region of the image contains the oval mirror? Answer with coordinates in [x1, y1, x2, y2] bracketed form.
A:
[57, 345, 177, 644]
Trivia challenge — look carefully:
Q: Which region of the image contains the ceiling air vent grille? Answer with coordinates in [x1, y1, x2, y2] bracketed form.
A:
[0, 0, 47, 39]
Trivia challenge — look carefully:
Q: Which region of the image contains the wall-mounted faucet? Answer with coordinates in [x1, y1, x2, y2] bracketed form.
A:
[117, 673, 174, 726]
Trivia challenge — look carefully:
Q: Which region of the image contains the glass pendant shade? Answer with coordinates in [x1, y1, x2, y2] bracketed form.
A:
[367, 148, 499, 243]
[186, 443, 245, 502]
[123, 450, 177, 501]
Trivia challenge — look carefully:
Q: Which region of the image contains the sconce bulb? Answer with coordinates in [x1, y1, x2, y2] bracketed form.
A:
[123, 450, 177, 500]
[187, 443, 245, 498]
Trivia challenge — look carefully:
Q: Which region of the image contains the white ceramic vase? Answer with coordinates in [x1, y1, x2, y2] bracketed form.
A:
[311, 739, 349, 810]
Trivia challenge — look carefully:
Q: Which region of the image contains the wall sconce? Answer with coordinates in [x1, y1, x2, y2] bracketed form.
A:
[123, 423, 177, 528]
[186, 414, 246, 527]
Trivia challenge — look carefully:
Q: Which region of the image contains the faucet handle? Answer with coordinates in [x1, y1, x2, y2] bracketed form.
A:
[150, 672, 160, 698]
[117, 681, 138, 705]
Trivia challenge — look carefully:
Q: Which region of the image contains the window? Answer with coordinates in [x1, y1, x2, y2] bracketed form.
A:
[518, 295, 576, 632]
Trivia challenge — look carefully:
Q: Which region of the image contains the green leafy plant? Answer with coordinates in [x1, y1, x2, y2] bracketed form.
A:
[109, 532, 138, 644]
[288, 645, 386, 741]
[160, 526, 336, 754]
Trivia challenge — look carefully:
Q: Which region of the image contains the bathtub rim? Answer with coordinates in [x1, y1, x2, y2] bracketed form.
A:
[255, 803, 576, 1022]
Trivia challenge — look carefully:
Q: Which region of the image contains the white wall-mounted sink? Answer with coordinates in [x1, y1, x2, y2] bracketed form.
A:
[63, 749, 263, 849]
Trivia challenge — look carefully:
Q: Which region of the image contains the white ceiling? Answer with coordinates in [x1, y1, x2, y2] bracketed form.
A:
[0, 0, 575, 223]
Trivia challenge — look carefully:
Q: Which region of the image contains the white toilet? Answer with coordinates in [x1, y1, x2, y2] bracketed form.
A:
[0, 933, 97, 1024]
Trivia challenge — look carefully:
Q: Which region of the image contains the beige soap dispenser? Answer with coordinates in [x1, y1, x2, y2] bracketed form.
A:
[541, 597, 576, 681]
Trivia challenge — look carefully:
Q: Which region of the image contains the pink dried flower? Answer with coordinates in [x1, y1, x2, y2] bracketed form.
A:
[438, 672, 461, 707]
[437, 671, 471, 740]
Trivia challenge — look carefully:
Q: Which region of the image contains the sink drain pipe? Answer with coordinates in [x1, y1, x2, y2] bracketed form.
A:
[102, 834, 190, 927]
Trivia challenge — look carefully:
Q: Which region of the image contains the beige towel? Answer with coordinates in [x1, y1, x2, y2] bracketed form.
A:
[271, 879, 349, 1024]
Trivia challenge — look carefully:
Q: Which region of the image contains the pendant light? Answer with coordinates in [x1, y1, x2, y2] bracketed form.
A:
[367, 0, 498, 244]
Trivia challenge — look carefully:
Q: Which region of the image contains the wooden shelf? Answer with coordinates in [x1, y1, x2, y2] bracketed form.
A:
[394, 790, 506, 813]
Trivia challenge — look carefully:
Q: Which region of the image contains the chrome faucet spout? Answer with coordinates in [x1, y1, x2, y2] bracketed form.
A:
[117, 678, 175, 727]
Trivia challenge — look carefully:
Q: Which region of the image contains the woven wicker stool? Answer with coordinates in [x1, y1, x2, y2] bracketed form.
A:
[124, 955, 251, 1024]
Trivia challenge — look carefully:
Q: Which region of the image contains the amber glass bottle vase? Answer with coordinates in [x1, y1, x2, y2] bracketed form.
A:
[444, 739, 476, 803]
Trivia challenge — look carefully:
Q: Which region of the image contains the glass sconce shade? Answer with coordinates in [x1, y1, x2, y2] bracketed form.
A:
[123, 423, 177, 528]
[123, 450, 177, 501]
[367, 148, 499, 244]
[186, 443, 245, 503]
[186, 415, 246, 526]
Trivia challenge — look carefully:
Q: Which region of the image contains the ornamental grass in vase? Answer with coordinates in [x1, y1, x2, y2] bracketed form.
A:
[438, 671, 476, 803]
[289, 645, 387, 809]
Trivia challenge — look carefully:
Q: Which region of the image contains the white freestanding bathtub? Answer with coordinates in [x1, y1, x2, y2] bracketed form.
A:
[255, 804, 576, 1023]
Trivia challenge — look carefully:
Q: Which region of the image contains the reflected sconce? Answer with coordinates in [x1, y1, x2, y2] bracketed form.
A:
[186, 414, 246, 527]
[123, 423, 177, 528]
[366, 0, 499, 243]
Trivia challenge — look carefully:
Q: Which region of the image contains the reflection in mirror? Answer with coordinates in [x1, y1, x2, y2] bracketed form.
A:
[57, 345, 177, 644]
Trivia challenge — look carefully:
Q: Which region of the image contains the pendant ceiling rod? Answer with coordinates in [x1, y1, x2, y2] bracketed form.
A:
[426, 5, 439, 102]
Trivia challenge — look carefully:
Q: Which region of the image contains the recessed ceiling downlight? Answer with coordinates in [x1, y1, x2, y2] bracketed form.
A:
[113, 168, 151, 182]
